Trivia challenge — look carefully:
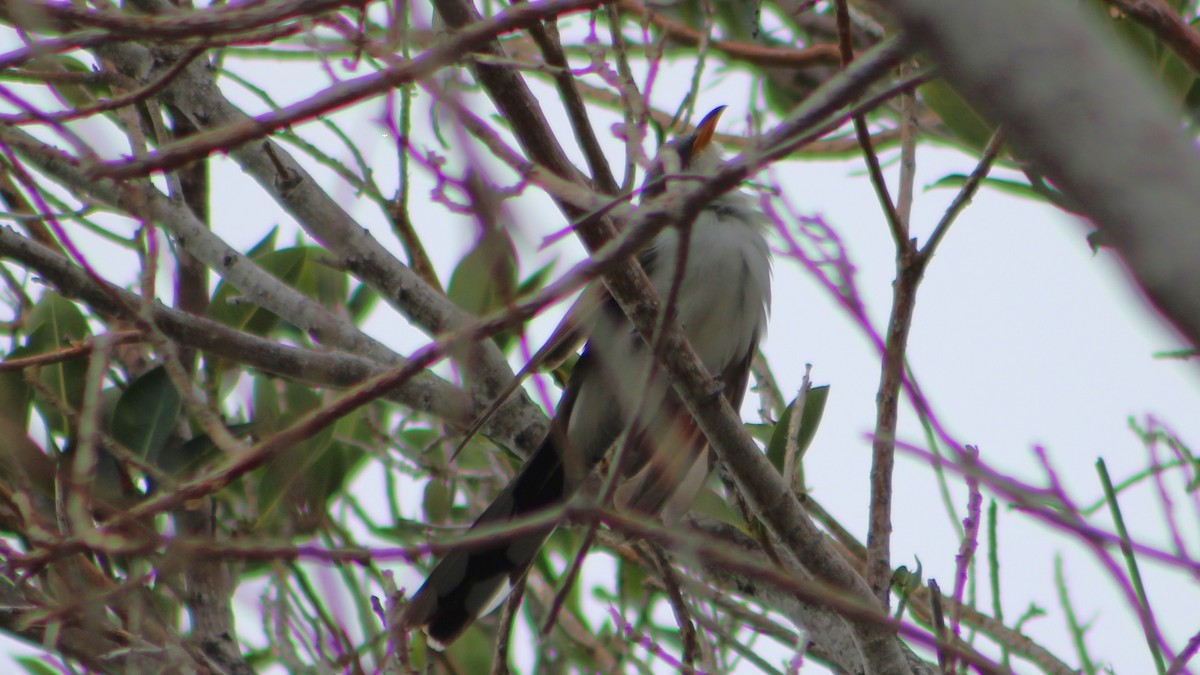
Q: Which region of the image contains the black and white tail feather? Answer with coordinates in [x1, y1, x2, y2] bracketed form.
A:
[396, 107, 772, 648]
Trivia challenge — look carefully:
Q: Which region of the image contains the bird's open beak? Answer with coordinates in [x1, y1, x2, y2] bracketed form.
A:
[692, 106, 726, 155]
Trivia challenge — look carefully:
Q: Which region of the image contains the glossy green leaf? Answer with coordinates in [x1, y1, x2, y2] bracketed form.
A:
[246, 225, 279, 259]
[422, 479, 452, 523]
[254, 424, 335, 531]
[25, 292, 91, 438]
[446, 625, 495, 673]
[447, 228, 517, 349]
[743, 421, 775, 445]
[0, 344, 34, 432]
[210, 247, 347, 338]
[921, 79, 995, 151]
[109, 366, 181, 462]
[765, 385, 830, 473]
[399, 427, 449, 471]
[300, 440, 367, 508]
[157, 422, 255, 477]
[618, 557, 649, 607]
[452, 434, 505, 473]
[210, 249, 305, 335]
[1159, 42, 1198, 108]
[14, 656, 59, 675]
[282, 377, 321, 415]
[313, 418, 369, 499]
[347, 282, 379, 323]
[690, 484, 743, 529]
[252, 375, 282, 433]
[516, 259, 557, 297]
[927, 174, 1047, 203]
[253, 380, 340, 531]
[0, 411, 55, 508]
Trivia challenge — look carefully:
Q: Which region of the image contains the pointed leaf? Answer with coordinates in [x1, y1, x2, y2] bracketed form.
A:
[109, 366, 181, 462]
[423, 480, 452, 523]
[347, 283, 379, 323]
[25, 292, 91, 437]
[210, 247, 346, 337]
[14, 656, 60, 675]
[157, 422, 255, 477]
[766, 385, 830, 472]
[246, 225, 279, 259]
[447, 227, 517, 317]
[0, 344, 34, 431]
[921, 79, 996, 151]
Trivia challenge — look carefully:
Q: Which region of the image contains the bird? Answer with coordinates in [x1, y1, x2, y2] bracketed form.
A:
[396, 106, 773, 648]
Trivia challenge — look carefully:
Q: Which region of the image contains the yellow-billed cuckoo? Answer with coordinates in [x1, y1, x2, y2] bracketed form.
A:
[398, 107, 772, 647]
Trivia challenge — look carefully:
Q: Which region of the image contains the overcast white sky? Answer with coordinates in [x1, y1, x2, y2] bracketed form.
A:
[3, 12, 1200, 674]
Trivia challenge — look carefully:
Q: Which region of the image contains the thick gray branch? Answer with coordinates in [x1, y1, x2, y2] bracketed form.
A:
[0, 225, 547, 452]
[98, 8, 541, 410]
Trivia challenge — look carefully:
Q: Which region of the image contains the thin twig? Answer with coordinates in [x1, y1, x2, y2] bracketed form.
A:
[525, 11, 619, 195]
[922, 128, 1005, 259]
[1097, 458, 1168, 675]
[949, 446, 983, 673]
[834, 0, 906, 246]
[649, 545, 699, 674]
[928, 578, 948, 674]
[895, 59, 919, 227]
[616, 0, 841, 67]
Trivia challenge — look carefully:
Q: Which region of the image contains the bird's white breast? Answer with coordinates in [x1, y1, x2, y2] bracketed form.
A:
[646, 194, 772, 371]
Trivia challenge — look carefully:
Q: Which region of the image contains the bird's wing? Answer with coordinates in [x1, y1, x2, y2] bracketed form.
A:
[449, 281, 609, 461]
[612, 339, 758, 522]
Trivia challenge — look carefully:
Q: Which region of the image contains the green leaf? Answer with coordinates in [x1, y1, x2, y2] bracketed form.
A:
[157, 422, 256, 478]
[246, 225, 279, 259]
[447, 228, 518, 348]
[0, 344, 34, 432]
[422, 480, 452, 523]
[445, 625, 495, 673]
[399, 427, 447, 470]
[1110, 12, 1157, 62]
[14, 656, 60, 675]
[743, 421, 775, 445]
[451, 435, 505, 473]
[765, 385, 830, 472]
[927, 174, 1047, 203]
[254, 424, 335, 531]
[618, 557, 649, 607]
[0, 413, 55, 512]
[305, 431, 368, 504]
[210, 247, 347, 337]
[690, 484, 743, 529]
[282, 377, 321, 415]
[448, 228, 516, 316]
[25, 292, 91, 438]
[252, 380, 344, 531]
[109, 366, 181, 462]
[347, 283, 380, 323]
[516, 259, 557, 297]
[1160, 46, 1198, 108]
[921, 79, 996, 151]
[251, 374, 282, 431]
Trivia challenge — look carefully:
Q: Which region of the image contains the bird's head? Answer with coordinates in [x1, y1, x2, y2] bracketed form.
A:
[641, 106, 726, 201]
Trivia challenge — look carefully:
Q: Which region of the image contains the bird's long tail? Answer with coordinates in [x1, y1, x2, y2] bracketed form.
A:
[395, 431, 568, 648]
